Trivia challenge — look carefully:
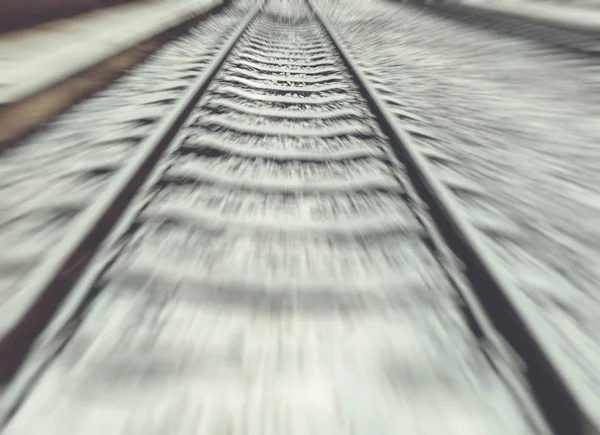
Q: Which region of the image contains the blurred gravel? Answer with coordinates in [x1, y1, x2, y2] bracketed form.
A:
[0, 3, 252, 337]
[317, 0, 600, 400]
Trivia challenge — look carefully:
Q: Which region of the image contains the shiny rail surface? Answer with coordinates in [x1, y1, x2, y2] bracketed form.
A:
[0, 0, 592, 433]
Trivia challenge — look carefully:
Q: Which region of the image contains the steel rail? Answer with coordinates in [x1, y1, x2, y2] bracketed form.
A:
[0, 2, 262, 385]
[307, 1, 600, 434]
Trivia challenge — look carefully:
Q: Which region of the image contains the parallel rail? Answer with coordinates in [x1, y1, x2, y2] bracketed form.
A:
[0, 1, 262, 380]
[309, 1, 600, 434]
[0, 0, 138, 33]
[0, 0, 596, 433]
[411, 1, 600, 54]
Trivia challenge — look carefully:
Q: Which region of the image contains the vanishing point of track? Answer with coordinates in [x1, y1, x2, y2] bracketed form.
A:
[0, 1, 597, 434]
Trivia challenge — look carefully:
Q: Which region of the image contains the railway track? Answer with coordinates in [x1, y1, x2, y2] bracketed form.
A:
[0, 0, 252, 358]
[0, 0, 595, 433]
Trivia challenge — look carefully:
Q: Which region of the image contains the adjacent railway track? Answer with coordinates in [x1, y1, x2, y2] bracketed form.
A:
[0, 0, 596, 433]
[414, 2, 600, 54]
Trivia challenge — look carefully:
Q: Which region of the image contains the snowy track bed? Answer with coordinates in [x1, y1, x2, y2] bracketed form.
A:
[0, 2, 551, 434]
[315, 0, 600, 430]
